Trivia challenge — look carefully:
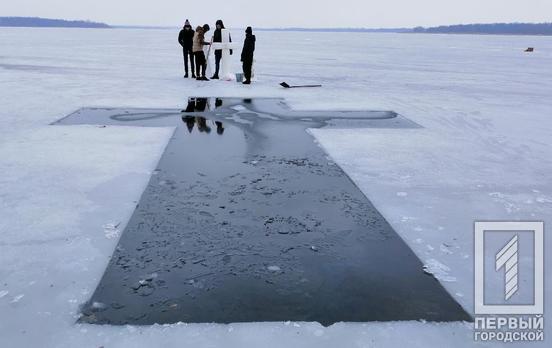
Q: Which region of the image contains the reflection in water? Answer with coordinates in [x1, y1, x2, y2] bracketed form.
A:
[183, 97, 224, 113]
[197, 117, 211, 133]
[216, 121, 224, 135]
[181, 116, 225, 135]
[184, 97, 208, 113]
[183, 116, 195, 133]
[182, 98, 226, 135]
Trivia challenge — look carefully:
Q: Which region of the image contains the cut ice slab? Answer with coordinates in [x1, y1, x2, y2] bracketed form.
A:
[54, 98, 470, 326]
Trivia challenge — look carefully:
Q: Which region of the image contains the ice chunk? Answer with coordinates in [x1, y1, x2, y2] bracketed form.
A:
[423, 259, 457, 282]
[103, 222, 121, 239]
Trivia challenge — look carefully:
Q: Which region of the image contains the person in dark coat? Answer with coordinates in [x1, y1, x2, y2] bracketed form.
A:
[211, 20, 232, 79]
[241, 27, 256, 85]
[178, 20, 195, 78]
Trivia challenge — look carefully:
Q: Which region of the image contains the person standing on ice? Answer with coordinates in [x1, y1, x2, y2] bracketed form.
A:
[211, 20, 232, 79]
[178, 20, 195, 78]
[192, 25, 211, 81]
[241, 27, 256, 85]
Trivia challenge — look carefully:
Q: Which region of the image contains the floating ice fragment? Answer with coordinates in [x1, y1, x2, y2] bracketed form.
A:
[267, 265, 281, 272]
[91, 301, 107, 311]
[423, 259, 456, 282]
[103, 222, 121, 239]
[396, 192, 408, 197]
[0, 290, 8, 299]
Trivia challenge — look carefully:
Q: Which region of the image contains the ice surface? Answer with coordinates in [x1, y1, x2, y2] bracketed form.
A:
[1, 27, 551, 347]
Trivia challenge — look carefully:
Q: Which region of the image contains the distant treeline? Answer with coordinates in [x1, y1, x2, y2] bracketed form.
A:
[255, 27, 411, 33]
[413, 23, 552, 35]
[0, 17, 110, 28]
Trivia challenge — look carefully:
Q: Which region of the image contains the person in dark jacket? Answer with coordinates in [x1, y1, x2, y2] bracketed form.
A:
[211, 20, 232, 79]
[178, 20, 195, 78]
[241, 27, 256, 85]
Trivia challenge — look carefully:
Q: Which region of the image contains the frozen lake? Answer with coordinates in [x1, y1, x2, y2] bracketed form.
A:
[0, 27, 551, 347]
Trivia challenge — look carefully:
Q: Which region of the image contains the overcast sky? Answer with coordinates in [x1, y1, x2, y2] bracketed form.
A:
[1, 0, 551, 28]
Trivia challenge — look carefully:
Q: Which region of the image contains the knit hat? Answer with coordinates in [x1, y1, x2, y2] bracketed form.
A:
[246, 26, 253, 34]
[216, 20, 224, 28]
[203, 24, 210, 32]
[185, 19, 190, 27]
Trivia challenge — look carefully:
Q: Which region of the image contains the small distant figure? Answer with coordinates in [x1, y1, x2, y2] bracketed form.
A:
[525, 47, 534, 52]
[178, 20, 195, 78]
[193, 26, 211, 81]
[212, 20, 232, 80]
[241, 27, 256, 85]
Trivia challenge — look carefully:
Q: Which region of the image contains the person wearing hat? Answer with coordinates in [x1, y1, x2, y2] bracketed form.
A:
[192, 25, 211, 81]
[178, 20, 195, 78]
[211, 20, 232, 79]
[240, 27, 256, 85]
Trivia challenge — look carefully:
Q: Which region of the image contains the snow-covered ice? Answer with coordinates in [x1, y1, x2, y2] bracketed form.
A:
[1, 27, 551, 347]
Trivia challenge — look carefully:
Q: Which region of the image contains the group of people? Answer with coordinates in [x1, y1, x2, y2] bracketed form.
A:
[178, 19, 256, 84]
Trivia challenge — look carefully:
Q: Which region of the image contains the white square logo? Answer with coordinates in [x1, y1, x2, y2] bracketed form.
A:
[474, 221, 544, 315]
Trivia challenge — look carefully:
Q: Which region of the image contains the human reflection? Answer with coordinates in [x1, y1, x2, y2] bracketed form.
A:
[181, 116, 225, 136]
[215, 121, 224, 135]
[196, 117, 211, 133]
[182, 116, 195, 133]
[183, 97, 209, 113]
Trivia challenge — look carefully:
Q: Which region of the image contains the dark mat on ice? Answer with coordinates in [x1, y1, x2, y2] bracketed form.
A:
[54, 98, 470, 326]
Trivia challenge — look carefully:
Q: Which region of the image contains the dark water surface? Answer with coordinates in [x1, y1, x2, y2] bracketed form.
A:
[55, 98, 470, 326]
